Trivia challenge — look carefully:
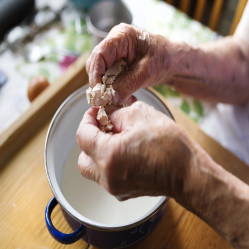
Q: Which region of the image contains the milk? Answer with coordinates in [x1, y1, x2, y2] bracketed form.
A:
[62, 145, 162, 226]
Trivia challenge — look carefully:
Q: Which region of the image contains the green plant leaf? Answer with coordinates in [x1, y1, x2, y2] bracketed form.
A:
[180, 100, 190, 114]
[193, 99, 203, 117]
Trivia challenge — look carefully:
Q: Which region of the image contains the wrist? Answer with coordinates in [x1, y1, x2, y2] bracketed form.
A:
[157, 35, 176, 84]
[164, 41, 207, 90]
[147, 34, 176, 85]
[157, 123, 193, 198]
[177, 135, 249, 248]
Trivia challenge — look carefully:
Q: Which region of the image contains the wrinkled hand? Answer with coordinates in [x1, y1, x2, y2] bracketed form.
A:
[86, 23, 171, 103]
[77, 101, 191, 200]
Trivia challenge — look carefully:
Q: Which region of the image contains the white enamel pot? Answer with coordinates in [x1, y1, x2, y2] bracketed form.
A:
[44, 85, 174, 248]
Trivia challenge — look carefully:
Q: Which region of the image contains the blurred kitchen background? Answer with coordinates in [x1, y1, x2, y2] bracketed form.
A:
[0, 0, 244, 134]
[165, 0, 242, 36]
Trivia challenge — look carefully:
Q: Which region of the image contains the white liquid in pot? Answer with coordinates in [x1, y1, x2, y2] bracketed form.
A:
[61, 145, 162, 226]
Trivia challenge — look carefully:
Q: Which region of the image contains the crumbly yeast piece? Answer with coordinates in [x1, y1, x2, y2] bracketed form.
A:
[86, 83, 115, 107]
[102, 59, 126, 85]
[86, 59, 126, 132]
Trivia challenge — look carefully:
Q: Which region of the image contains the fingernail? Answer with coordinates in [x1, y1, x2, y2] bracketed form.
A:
[113, 92, 120, 105]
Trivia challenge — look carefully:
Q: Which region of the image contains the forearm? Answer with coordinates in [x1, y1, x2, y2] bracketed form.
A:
[176, 134, 249, 248]
[164, 36, 249, 104]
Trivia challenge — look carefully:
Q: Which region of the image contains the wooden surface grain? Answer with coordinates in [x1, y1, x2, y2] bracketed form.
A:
[0, 120, 88, 249]
[1, 55, 248, 248]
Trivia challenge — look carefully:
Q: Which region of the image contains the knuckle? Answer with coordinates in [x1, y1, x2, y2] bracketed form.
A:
[110, 23, 135, 40]
[133, 100, 146, 109]
[119, 23, 133, 32]
[76, 127, 84, 149]
[130, 101, 155, 119]
[86, 56, 91, 73]
[115, 23, 131, 31]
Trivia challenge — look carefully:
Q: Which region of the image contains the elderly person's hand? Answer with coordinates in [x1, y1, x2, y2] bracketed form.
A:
[77, 101, 249, 249]
[87, 23, 249, 105]
[86, 23, 171, 103]
[77, 101, 193, 200]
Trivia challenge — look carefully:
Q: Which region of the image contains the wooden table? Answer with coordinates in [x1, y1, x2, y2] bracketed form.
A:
[1, 54, 249, 249]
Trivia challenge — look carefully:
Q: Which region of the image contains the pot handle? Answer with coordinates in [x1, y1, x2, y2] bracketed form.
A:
[45, 196, 85, 244]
